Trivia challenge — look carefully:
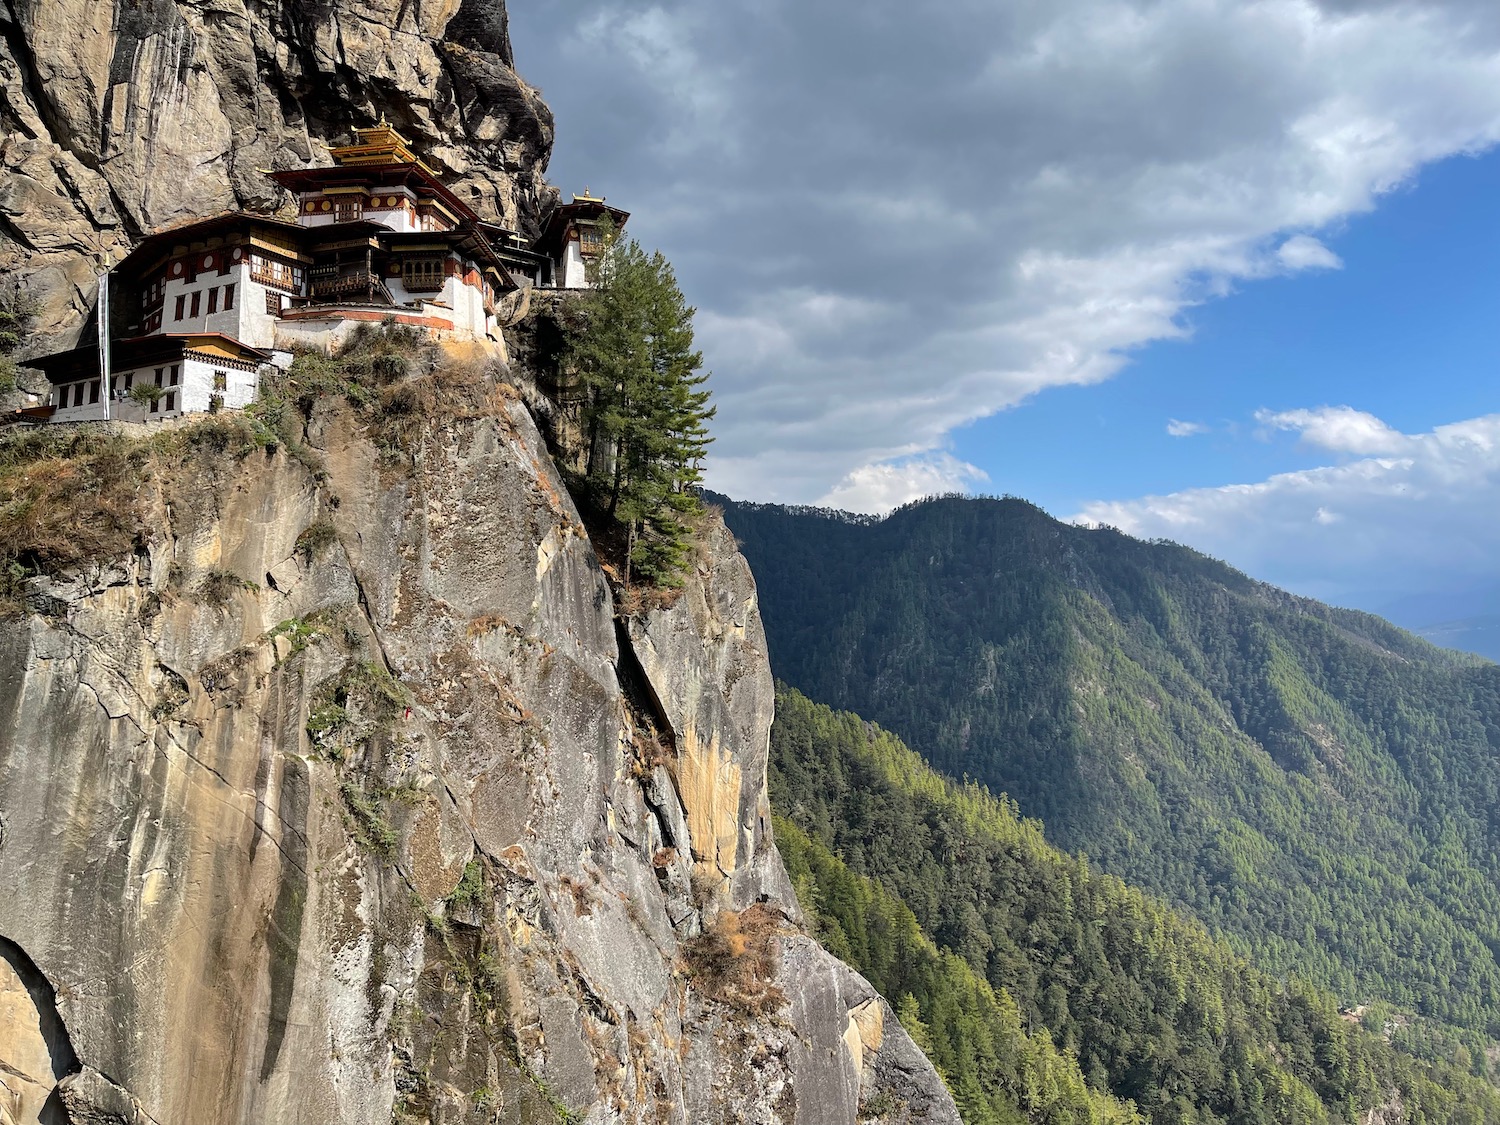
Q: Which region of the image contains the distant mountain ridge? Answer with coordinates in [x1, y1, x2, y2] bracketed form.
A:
[713, 491, 1500, 1037]
[1412, 615, 1500, 663]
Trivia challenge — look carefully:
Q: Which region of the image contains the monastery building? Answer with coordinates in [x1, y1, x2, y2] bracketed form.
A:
[21, 123, 628, 425]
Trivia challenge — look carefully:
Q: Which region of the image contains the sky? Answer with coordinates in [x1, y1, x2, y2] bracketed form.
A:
[507, 0, 1500, 619]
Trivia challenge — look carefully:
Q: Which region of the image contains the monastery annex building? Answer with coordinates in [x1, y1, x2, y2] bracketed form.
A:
[21, 123, 627, 425]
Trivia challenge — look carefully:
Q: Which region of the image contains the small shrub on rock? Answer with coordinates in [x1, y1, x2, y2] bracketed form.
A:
[681, 903, 785, 1016]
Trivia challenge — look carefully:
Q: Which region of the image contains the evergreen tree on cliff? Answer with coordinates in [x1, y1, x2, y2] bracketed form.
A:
[569, 225, 715, 587]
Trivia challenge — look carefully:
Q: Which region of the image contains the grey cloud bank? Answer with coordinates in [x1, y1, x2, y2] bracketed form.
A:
[513, 0, 1500, 507]
[510, 0, 1500, 604]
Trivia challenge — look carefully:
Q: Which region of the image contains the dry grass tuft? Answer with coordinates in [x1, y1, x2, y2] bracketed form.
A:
[0, 421, 265, 616]
[681, 904, 786, 1016]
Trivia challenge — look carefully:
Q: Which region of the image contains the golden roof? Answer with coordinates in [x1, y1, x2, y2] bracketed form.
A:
[329, 118, 437, 175]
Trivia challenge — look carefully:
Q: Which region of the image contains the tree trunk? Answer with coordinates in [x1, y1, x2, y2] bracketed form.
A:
[624, 520, 635, 591]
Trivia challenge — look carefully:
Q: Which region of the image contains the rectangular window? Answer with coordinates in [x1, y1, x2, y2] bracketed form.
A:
[402, 258, 446, 292]
[88, 380, 100, 405]
[123, 372, 134, 391]
[163, 391, 177, 413]
[169, 364, 180, 386]
[223, 283, 235, 310]
[190, 291, 201, 318]
[207, 287, 218, 314]
[213, 370, 227, 391]
[266, 291, 282, 316]
[336, 198, 362, 223]
[251, 255, 302, 292]
[174, 295, 186, 321]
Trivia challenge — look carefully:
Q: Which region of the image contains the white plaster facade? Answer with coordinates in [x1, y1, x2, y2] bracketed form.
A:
[49, 353, 262, 424]
[155, 257, 289, 351]
[558, 239, 591, 289]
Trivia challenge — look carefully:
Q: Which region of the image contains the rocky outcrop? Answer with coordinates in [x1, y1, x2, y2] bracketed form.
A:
[0, 0, 555, 347]
[0, 370, 957, 1124]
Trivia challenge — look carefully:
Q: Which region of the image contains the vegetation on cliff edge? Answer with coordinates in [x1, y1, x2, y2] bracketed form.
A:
[564, 227, 714, 588]
[771, 684, 1500, 1125]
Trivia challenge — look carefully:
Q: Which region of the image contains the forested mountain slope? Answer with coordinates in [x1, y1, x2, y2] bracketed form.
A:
[770, 686, 1500, 1125]
[714, 493, 1500, 1037]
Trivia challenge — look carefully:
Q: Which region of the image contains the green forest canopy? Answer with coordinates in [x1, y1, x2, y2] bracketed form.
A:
[718, 492, 1500, 1040]
[771, 684, 1500, 1125]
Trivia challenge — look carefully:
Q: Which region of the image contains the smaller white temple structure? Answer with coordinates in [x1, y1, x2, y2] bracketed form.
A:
[19, 122, 630, 425]
[535, 193, 630, 289]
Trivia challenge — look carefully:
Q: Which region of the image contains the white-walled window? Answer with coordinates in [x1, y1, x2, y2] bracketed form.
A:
[250, 255, 303, 293]
[402, 258, 445, 292]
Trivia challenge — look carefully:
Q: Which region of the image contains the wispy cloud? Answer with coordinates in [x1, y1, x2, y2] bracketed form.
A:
[818, 453, 989, 515]
[1076, 409, 1500, 598]
[1276, 235, 1344, 272]
[1255, 405, 1409, 455]
[1167, 419, 1210, 437]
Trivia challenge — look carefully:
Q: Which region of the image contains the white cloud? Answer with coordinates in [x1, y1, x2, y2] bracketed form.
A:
[512, 0, 1500, 501]
[1255, 405, 1409, 454]
[1075, 410, 1500, 597]
[1167, 419, 1210, 437]
[1277, 234, 1344, 271]
[818, 453, 989, 514]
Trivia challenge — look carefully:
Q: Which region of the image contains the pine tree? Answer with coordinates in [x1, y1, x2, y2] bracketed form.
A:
[569, 227, 715, 588]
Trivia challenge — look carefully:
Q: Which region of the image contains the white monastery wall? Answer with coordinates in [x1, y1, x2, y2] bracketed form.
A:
[51, 355, 259, 423]
[560, 240, 588, 288]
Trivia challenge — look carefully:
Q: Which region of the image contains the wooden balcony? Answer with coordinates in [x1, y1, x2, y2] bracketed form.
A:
[311, 270, 376, 299]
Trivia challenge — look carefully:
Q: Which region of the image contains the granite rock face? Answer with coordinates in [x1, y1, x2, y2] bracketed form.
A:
[0, 0, 555, 348]
[0, 0, 960, 1117]
[0, 377, 959, 1124]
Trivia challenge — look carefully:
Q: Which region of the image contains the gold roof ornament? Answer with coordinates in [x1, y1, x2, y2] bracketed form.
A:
[328, 119, 437, 175]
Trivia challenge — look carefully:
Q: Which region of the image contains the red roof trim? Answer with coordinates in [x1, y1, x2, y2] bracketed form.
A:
[269, 162, 482, 224]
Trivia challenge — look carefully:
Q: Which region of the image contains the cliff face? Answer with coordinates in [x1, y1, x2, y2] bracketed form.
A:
[0, 4, 959, 1119]
[0, 363, 957, 1124]
[0, 0, 554, 348]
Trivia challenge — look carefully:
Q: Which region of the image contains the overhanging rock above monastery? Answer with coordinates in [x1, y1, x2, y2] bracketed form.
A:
[1, 0, 554, 349]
